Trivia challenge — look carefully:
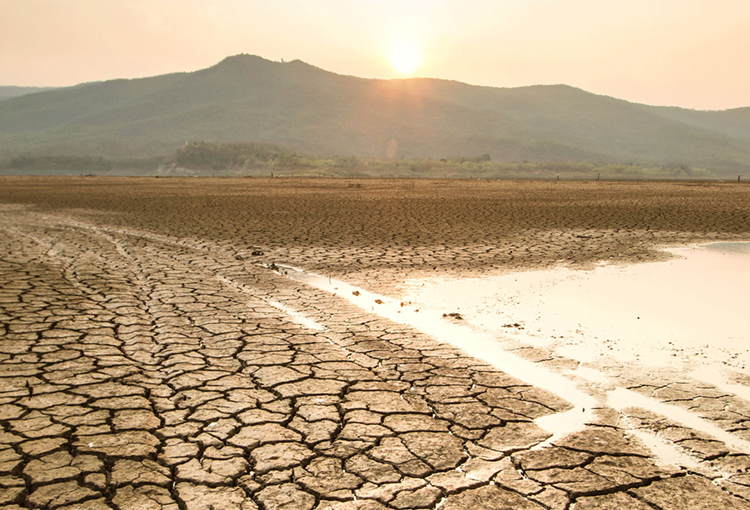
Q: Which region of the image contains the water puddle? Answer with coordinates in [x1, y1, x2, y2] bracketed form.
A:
[266, 300, 326, 331]
[270, 242, 750, 463]
[620, 426, 705, 472]
[215, 274, 326, 331]
[275, 264, 597, 443]
[571, 365, 750, 460]
[690, 366, 750, 402]
[402, 242, 750, 373]
[608, 386, 750, 454]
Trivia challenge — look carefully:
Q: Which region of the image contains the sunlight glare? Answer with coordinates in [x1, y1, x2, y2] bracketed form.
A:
[389, 41, 420, 76]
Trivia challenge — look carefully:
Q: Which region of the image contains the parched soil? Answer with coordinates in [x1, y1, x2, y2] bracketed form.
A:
[1, 176, 750, 509]
[2, 176, 749, 292]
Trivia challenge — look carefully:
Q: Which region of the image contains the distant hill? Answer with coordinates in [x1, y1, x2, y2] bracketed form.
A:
[1, 55, 749, 174]
[0, 86, 56, 101]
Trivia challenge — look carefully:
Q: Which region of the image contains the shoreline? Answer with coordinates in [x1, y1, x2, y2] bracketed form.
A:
[397, 241, 750, 372]
[267, 241, 750, 472]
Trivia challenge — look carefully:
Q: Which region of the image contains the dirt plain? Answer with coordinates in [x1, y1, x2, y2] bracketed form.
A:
[1, 176, 750, 509]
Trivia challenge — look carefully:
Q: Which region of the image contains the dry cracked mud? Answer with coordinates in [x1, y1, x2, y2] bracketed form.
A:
[1, 176, 750, 509]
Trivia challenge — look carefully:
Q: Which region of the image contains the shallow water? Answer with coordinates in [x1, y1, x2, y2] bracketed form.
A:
[274, 243, 750, 462]
[276, 263, 597, 443]
[403, 242, 750, 374]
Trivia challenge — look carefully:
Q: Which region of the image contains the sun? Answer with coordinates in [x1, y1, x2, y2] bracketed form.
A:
[389, 41, 421, 76]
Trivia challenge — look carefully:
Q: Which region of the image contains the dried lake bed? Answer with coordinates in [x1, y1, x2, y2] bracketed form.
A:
[1, 176, 750, 509]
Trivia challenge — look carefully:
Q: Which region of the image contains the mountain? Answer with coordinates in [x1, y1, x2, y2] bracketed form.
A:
[0, 86, 56, 101]
[1, 54, 749, 173]
[643, 105, 750, 143]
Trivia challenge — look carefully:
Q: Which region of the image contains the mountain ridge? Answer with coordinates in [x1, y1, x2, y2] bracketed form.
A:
[0, 86, 57, 101]
[1, 54, 749, 173]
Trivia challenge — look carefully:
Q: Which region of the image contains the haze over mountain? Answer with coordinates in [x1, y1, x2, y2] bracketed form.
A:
[0, 86, 56, 101]
[1, 54, 749, 174]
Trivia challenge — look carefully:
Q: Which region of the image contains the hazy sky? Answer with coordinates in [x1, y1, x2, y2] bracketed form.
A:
[2, 0, 749, 110]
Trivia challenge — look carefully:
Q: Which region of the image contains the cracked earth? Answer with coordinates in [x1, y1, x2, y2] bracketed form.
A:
[1, 177, 750, 509]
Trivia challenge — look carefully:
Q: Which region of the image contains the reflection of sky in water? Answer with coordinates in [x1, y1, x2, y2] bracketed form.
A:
[275, 242, 750, 458]
[403, 241, 750, 373]
[704, 241, 750, 254]
[277, 262, 597, 443]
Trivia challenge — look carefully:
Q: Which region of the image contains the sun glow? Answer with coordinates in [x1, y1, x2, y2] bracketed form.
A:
[389, 41, 421, 76]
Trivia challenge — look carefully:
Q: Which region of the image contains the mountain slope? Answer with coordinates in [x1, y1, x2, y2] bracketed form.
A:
[0, 54, 748, 172]
[0, 86, 56, 101]
[644, 105, 750, 142]
[381, 79, 750, 169]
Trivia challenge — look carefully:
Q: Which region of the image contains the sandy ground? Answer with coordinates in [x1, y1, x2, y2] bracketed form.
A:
[1, 176, 750, 509]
